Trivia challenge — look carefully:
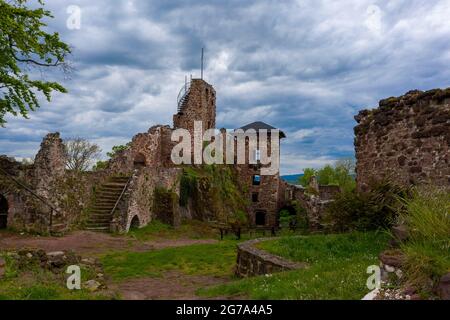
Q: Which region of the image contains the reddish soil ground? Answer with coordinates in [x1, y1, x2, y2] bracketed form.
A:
[0, 230, 218, 254]
[110, 271, 232, 300]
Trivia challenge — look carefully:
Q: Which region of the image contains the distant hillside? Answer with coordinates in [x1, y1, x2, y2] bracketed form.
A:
[281, 174, 303, 184]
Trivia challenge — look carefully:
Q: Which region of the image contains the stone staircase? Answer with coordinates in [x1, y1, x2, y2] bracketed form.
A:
[86, 176, 130, 232]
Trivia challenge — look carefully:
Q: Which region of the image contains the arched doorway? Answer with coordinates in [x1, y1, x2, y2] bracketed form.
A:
[255, 211, 266, 226]
[130, 215, 140, 230]
[133, 153, 146, 169]
[0, 194, 8, 229]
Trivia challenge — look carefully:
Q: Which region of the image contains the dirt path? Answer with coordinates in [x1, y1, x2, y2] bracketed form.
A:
[0, 230, 218, 255]
[109, 271, 233, 300]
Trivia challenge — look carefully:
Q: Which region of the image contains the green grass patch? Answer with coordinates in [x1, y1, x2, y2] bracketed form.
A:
[199, 231, 389, 300]
[101, 241, 238, 281]
[399, 187, 450, 294]
[0, 254, 116, 300]
[127, 220, 218, 241]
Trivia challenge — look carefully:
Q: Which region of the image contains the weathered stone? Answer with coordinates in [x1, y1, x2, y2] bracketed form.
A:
[355, 87, 450, 190]
[379, 250, 404, 268]
[84, 280, 101, 292]
[235, 238, 307, 277]
[436, 273, 450, 300]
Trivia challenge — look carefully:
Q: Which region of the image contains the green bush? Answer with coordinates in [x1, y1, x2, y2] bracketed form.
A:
[399, 187, 450, 294]
[279, 209, 294, 228]
[325, 179, 409, 232]
[299, 159, 356, 193]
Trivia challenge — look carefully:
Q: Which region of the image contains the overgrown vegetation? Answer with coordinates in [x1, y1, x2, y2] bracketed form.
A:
[93, 144, 130, 171]
[200, 231, 389, 299]
[127, 220, 217, 241]
[179, 165, 248, 226]
[152, 186, 178, 225]
[399, 187, 450, 295]
[324, 178, 409, 232]
[299, 158, 356, 192]
[279, 201, 309, 232]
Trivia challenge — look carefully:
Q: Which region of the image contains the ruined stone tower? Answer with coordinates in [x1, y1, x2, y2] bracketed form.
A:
[173, 79, 216, 136]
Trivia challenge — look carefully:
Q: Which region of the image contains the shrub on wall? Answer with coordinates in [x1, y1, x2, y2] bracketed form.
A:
[324, 179, 409, 232]
[179, 165, 248, 223]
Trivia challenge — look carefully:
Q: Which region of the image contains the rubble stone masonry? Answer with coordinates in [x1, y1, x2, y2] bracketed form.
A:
[354, 88, 450, 191]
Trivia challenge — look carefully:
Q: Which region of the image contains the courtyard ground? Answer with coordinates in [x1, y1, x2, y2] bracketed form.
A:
[0, 223, 389, 300]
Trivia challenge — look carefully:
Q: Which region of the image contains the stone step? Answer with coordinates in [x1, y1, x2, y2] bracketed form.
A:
[85, 226, 110, 232]
[93, 205, 115, 210]
[109, 176, 130, 182]
[86, 220, 110, 226]
[87, 218, 111, 224]
[89, 214, 112, 218]
[90, 208, 112, 213]
[95, 200, 117, 205]
[103, 182, 127, 187]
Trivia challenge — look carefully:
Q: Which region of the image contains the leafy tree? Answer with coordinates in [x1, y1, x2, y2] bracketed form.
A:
[299, 158, 356, 192]
[106, 144, 129, 158]
[299, 168, 316, 187]
[0, 0, 71, 126]
[93, 144, 130, 171]
[64, 138, 102, 172]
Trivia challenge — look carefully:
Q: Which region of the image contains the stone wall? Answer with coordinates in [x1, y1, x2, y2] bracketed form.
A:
[235, 238, 306, 277]
[111, 167, 182, 233]
[280, 182, 339, 230]
[109, 125, 175, 174]
[173, 79, 216, 137]
[34, 133, 67, 201]
[355, 88, 450, 191]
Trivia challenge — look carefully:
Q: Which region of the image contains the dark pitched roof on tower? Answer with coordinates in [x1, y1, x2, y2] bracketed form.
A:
[237, 121, 286, 138]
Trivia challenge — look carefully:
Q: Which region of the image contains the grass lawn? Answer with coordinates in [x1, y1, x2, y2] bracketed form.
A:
[199, 231, 389, 300]
[126, 220, 218, 241]
[101, 241, 238, 280]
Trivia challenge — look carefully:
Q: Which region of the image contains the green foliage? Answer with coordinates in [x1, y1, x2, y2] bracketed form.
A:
[299, 158, 356, 192]
[279, 210, 294, 228]
[325, 179, 409, 232]
[200, 232, 389, 299]
[228, 210, 248, 228]
[92, 160, 108, 171]
[93, 144, 130, 171]
[0, 252, 116, 300]
[152, 186, 178, 224]
[106, 144, 129, 158]
[0, 0, 71, 126]
[399, 187, 450, 293]
[127, 219, 217, 241]
[179, 165, 248, 225]
[299, 168, 316, 187]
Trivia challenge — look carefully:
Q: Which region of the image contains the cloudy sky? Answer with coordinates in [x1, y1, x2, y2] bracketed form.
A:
[1, 0, 450, 174]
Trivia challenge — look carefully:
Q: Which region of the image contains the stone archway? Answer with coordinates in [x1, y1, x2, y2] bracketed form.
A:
[130, 215, 140, 229]
[0, 194, 8, 229]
